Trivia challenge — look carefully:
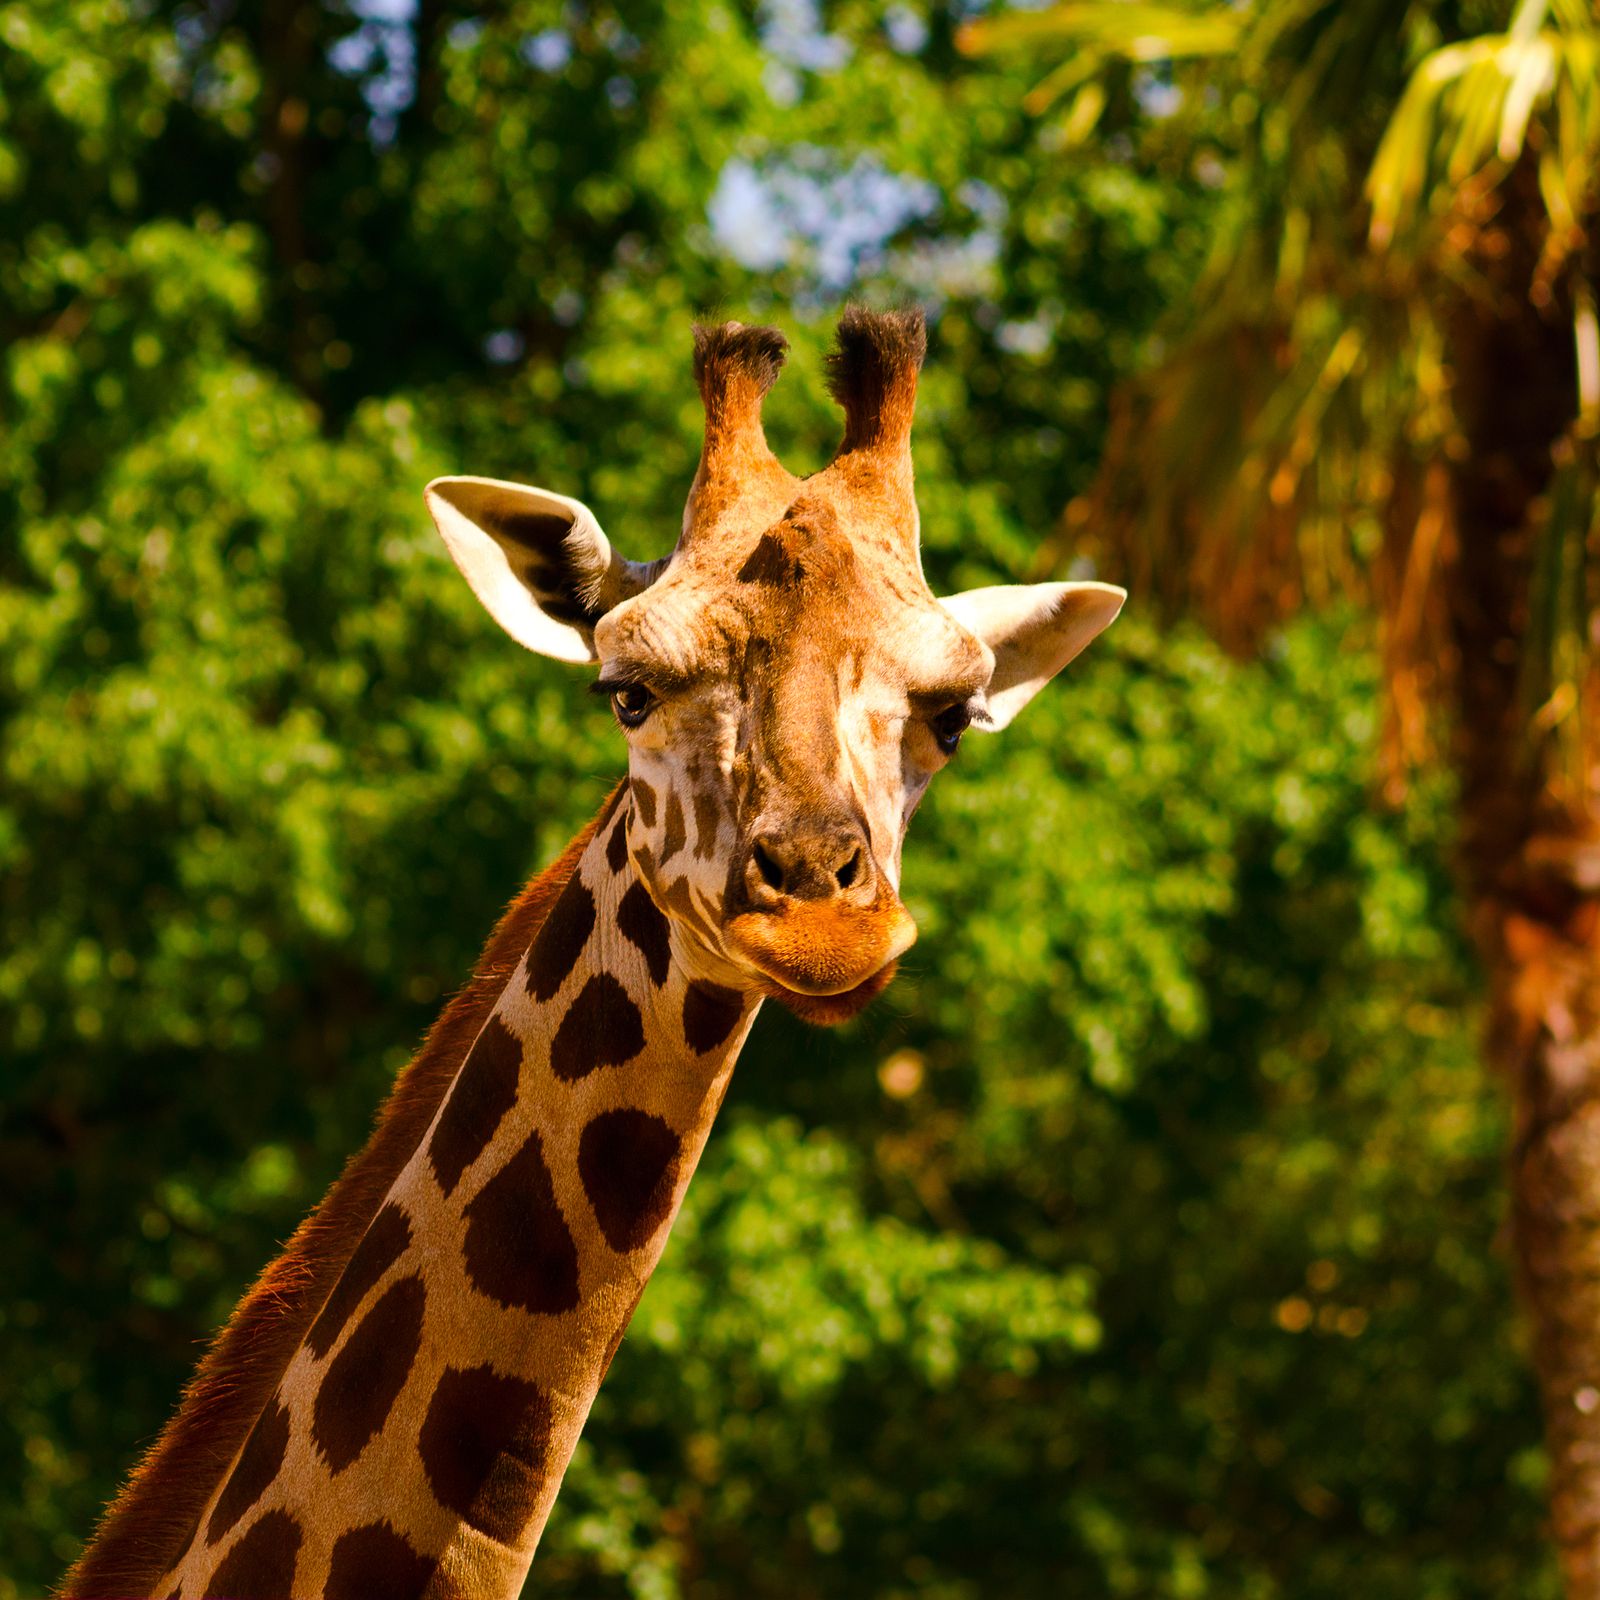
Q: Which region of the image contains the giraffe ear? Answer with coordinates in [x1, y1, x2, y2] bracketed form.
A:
[425, 475, 661, 664]
[941, 581, 1126, 730]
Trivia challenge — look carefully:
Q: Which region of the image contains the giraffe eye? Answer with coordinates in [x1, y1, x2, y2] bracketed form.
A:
[932, 702, 972, 756]
[610, 683, 656, 729]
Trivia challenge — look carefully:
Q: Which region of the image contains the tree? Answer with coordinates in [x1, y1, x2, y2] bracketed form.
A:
[961, 0, 1600, 1589]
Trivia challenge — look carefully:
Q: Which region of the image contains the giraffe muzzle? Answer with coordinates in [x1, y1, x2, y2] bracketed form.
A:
[722, 892, 918, 997]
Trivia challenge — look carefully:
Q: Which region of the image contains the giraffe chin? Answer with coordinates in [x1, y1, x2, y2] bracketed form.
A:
[757, 961, 901, 1026]
[722, 899, 917, 1027]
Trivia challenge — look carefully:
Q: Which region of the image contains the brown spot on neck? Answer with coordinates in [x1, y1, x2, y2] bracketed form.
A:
[325, 1522, 436, 1600]
[418, 1365, 556, 1545]
[462, 1130, 581, 1314]
[617, 882, 672, 987]
[605, 805, 632, 872]
[526, 875, 596, 1002]
[427, 1014, 523, 1198]
[311, 1275, 427, 1473]
[578, 1108, 682, 1254]
[203, 1509, 302, 1600]
[551, 973, 646, 1080]
[683, 981, 746, 1054]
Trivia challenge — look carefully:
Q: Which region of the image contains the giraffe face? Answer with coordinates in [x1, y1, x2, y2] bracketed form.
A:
[426, 311, 1124, 1024]
[590, 499, 992, 1021]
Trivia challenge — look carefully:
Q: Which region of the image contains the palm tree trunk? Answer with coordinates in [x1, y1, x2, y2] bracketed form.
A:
[1447, 181, 1598, 1592]
[1503, 908, 1600, 1592]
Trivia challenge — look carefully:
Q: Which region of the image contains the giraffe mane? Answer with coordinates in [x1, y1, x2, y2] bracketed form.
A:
[60, 785, 625, 1600]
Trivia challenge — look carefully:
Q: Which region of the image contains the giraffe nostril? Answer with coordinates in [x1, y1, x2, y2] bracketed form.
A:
[752, 840, 785, 892]
[835, 848, 860, 890]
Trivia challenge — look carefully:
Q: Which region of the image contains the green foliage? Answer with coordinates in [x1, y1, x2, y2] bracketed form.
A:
[0, 1, 1554, 1597]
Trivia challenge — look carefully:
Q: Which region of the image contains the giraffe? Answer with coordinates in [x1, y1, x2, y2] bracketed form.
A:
[63, 308, 1124, 1600]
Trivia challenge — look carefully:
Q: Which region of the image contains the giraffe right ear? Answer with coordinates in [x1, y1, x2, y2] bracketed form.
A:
[425, 475, 662, 664]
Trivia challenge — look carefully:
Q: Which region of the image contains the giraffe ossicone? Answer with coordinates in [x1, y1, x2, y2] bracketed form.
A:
[64, 308, 1123, 1600]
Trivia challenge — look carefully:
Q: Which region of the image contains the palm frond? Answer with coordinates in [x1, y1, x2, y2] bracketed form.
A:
[1367, 13, 1600, 249]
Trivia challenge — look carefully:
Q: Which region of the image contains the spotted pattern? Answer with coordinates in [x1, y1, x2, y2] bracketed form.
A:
[683, 981, 745, 1054]
[418, 1364, 556, 1544]
[658, 870, 715, 941]
[526, 875, 596, 1002]
[205, 1393, 289, 1547]
[429, 1014, 522, 1197]
[312, 1275, 427, 1473]
[325, 1521, 436, 1600]
[605, 806, 631, 872]
[578, 1109, 682, 1254]
[204, 1508, 302, 1600]
[306, 1202, 413, 1360]
[175, 781, 769, 1589]
[631, 779, 657, 828]
[690, 785, 720, 860]
[616, 882, 671, 987]
[463, 1130, 580, 1314]
[736, 530, 806, 585]
[661, 792, 687, 865]
[550, 973, 645, 1081]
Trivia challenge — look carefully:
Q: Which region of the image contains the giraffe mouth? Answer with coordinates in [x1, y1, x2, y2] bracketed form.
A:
[722, 895, 917, 1020]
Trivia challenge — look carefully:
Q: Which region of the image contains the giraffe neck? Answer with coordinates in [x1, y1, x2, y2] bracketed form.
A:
[160, 793, 760, 1600]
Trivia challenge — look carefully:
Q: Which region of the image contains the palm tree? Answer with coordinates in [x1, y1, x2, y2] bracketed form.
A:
[963, 0, 1600, 1589]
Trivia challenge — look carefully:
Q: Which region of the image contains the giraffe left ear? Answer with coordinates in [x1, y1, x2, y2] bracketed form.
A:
[941, 581, 1126, 730]
[425, 475, 661, 664]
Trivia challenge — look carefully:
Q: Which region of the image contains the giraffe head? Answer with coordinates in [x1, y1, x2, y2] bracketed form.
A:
[426, 309, 1123, 1024]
